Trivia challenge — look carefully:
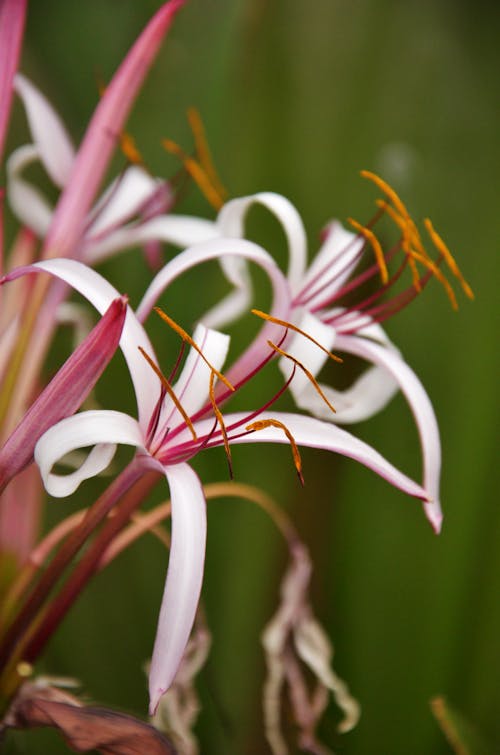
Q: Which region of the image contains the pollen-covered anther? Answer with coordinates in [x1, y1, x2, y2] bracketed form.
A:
[245, 418, 304, 485]
[251, 310, 343, 364]
[209, 371, 233, 478]
[347, 218, 389, 285]
[161, 138, 225, 211]
[424, 218, 474, 300]
[268, 340, 336, 415]
[154, 308, 234, 392]
[138, 346, 198, 441]
[375, 199, 423, 291]
[407, 251, 458, 310]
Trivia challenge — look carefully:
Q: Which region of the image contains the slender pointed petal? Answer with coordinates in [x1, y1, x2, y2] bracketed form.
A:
[1, 259, 159, 427]
[44, 0, 186, 258]
[0, 297, 127, 492]
[85, 214, 219, 264]
[0, 0, 27, 163]
[149, 463, 206, 714]
[196, 411, 428, 502]
[335, 334, 442, 531]
[14, 73, 75, 187]
[34, 410, 145, 497]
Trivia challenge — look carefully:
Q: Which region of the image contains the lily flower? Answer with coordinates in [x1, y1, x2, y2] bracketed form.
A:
[1, 239, 430, 713]
[194, 176, 473, 533]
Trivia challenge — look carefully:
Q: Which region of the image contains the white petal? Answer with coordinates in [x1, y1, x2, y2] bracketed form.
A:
[336, 334, 442, 531]
[8, 259, 159, 428]
[86, 166, 161, 237]
[7, 144, 54, 235]
[34, 410, 144, 497]
[298, 221, 363, 309]
[160, 324, 229, 432]
[217, 192, 308, 294]
[85, 214, 219, 264]
[205, 411, 428, 502]
[135, 237, 291, 324]
[14, 73, 75, 187]
[200, 255, 251, 329]
[149, 463, 206, 714]
[277, 310, 336, 400]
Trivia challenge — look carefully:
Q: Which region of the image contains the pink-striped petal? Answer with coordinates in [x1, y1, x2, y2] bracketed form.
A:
[43, 0, 186, 259]
[194, 411, 428, 503]
[149, 462, 206, 714]
[335, 334, 442, 532]
[0, 0, 27, 163]
[0, 296, 127, 492]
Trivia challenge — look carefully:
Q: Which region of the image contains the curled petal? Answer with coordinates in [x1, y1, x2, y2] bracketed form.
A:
[136, 237, 290, 325]
[34, 410, 145, 497]
[149, 463, 206, 714]
[14, 73, 75, 187]
[217, 192, 308, 292]
[1, 259, 158, 428]
[7, 145, 54, 235]
[0, 296, 127, 492]
[336, 334, 442, 532]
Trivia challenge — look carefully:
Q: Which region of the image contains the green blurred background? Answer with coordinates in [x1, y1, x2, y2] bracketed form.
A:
[5, 0, 499, 752]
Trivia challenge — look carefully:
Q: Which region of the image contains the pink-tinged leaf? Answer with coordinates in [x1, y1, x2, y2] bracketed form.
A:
[0, 0, 28, 164]
[0, 296, 128, 493]
[43, 0, 187, 259]
[7, 686, 176, 754]
[0, 464, 42, 566]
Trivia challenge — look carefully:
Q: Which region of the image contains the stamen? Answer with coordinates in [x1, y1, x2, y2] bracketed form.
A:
[408, 251, 458, 310]
[154, 308, 235, 392]
[138, 347, 197, 441]
[251, 310, 343, 364]
[187, 107, 228, 203]
[424, 219, 474, 300]
[360, 169, 411, 220]
[268, 341, 336, 415]
[161, 138, 225, 211]
[119, 131, 144, 167]
[245, 418, 304, 485]
[209, 371, 233, 478]
[375, 200, 422, 291]
[347, 218, 389, 284]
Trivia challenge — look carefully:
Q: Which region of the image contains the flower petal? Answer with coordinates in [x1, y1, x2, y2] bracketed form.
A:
[7, 145, 54, 235]
[1, 259, 159, 428]
[336, 334, 442, 532]
[135, 237, 290, 325]
[86, 166, 163, 238]
[84, 214, 219, 265]
[217, 192, 308, 292]
[280, 312, 400, 424]
[0, 296, 127, 492]
[161, 324, 229, 430]
[34, 410, 145, 497]
[202, 411, 429, 502]
[14, 73, 75, 187]
[297, 221, 363, 309]
[149, 462, 206, 714]
[44, 0, 186, 258]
